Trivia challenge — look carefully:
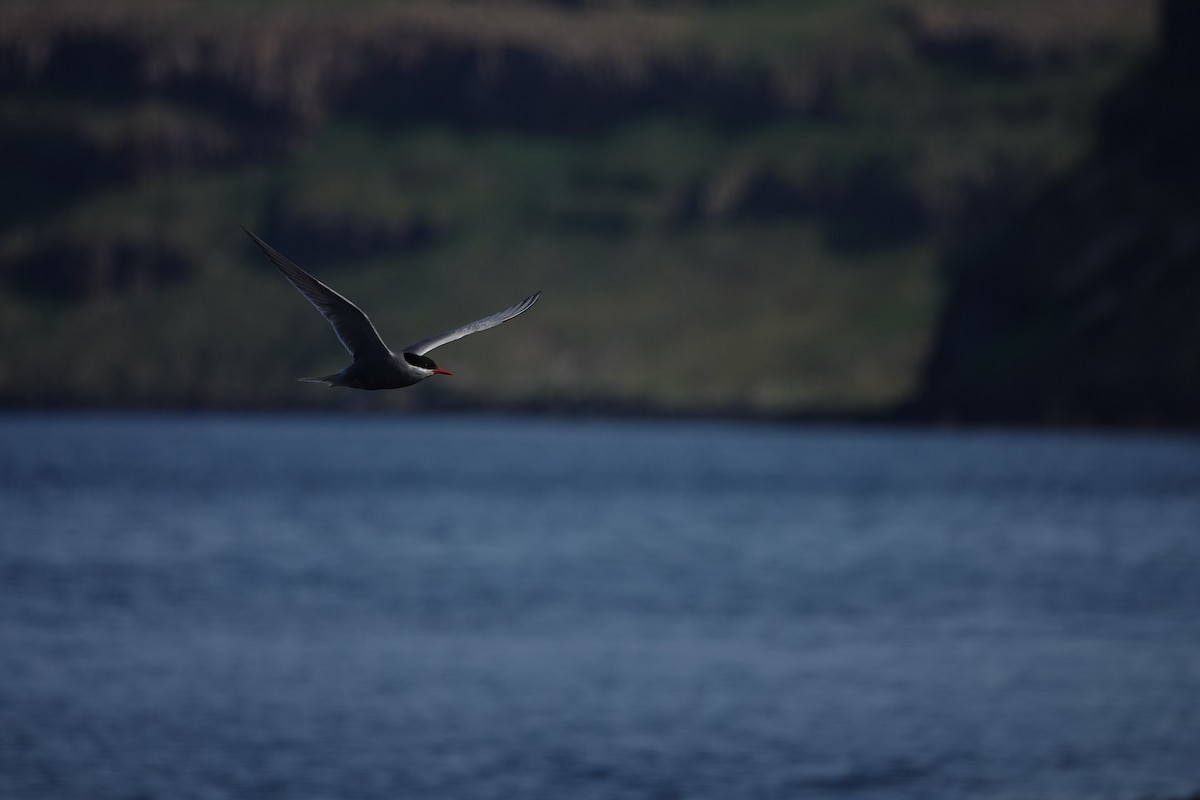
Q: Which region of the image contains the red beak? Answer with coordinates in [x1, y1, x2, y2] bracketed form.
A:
[433, 368, 453, 376]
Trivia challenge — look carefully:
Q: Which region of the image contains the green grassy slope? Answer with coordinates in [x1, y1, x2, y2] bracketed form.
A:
[0, 0, 1155, 414]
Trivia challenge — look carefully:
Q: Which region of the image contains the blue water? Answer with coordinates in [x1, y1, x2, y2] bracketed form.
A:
[1, 413, 1199, 800]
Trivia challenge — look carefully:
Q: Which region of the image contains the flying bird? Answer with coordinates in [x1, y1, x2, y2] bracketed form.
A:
[243, 227, 540, 390]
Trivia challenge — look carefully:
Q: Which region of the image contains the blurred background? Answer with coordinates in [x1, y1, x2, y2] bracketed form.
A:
[1, 0, 1196, 425]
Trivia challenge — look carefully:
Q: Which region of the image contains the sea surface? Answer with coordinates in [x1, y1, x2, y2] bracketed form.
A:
[1, 412, 1199, 800]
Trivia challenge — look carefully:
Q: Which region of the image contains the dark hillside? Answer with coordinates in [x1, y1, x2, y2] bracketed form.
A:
[0, 0, 1158, 415]
[914, 0, 1200, 427]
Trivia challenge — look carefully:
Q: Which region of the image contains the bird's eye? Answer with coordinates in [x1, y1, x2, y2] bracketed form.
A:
[403, 352, 435, 369]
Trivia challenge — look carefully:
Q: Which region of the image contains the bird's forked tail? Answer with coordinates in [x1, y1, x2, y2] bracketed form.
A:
[298, 374, 340, 386]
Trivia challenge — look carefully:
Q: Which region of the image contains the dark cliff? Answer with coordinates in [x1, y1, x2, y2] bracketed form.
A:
[914, 0, 1200, 427]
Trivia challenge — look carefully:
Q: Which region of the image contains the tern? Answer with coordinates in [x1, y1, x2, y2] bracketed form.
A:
[243, 227, 540, 390]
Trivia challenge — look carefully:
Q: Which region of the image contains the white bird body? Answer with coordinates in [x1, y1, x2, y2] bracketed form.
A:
[243, 228, 540, 390]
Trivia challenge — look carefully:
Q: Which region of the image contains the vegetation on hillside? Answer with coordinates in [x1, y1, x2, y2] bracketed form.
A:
[0, 0, 1157, 415]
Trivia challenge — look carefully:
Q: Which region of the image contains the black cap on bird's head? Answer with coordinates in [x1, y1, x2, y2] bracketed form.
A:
[403, 352, 453, 376]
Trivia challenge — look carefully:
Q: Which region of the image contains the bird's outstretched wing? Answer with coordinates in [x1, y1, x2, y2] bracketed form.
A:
[404, 291, 541, 356]
[242, 227, 390, 360]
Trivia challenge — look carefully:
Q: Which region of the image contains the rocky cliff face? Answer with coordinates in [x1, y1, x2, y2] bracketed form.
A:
[0, 1, 1145, 282]
[0, 2, 870, 299]
[914, 0, 1200, 427]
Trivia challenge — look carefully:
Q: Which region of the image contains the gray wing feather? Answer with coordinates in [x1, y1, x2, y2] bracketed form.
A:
[405, 291, 541, 356]
[243, 228, 390, 360]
